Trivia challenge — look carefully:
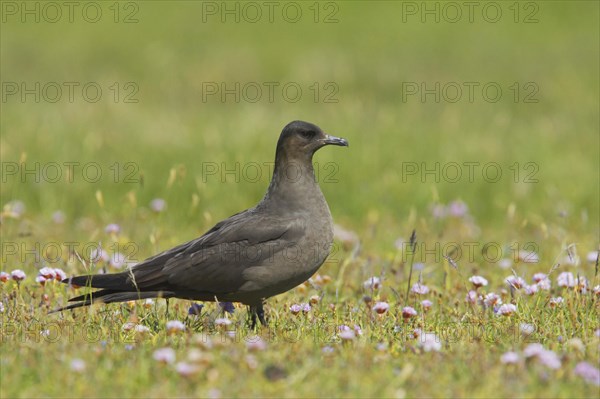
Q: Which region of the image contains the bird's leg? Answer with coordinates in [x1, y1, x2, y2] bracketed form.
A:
[247, 302, 267, 330]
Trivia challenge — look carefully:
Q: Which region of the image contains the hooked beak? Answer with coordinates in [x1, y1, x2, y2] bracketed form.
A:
[322, 134, 349, 147]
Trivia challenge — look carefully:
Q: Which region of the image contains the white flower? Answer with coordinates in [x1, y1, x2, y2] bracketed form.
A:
[135, 325, 151, 333]
[363, 276, 381, 290]
[0, 302, 4, 313]
[468, 275, 488, 288]
[153, 347, 176, 364]
[520, 323, 535, 336]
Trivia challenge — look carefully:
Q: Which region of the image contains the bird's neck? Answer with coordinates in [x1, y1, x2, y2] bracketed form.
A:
[262, 155, 324, 208]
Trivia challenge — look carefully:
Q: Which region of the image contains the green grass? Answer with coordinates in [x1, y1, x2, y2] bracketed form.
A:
[1, 1, 599, 397]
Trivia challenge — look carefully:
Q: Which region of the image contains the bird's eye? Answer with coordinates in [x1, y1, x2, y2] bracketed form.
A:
[301, 130, 316, 139]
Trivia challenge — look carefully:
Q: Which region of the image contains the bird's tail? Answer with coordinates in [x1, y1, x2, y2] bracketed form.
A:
[51, 272, 171, 313]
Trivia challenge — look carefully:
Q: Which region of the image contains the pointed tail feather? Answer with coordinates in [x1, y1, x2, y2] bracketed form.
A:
[50, 289, 174, 313]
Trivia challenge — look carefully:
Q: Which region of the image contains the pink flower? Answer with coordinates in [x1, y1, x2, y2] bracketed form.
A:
[532, 273, 547, 283]
[70, 358, 86, 372]
[536, 278, 552, 290]
[411, 282, 429, 295]
[497, 303, 517, 316]
[505, 276, 526, 289]
[523, 343, 545, 358]
[153, 347, 176, 364]
[0, 272, 9, 282]
[537, 349, 561, 369]
[549, 297, 564, 308]
[372, 301, 390, 315]
[593, 285, 600, 297]
[468, 275, 488, 288]
[483, 293, 502, 307]
[338, 327, 356, 341]
[35, 275, 47, 285]
[500, 351, 520, 364]
[421, 300, 433, 311]
[418, 332, 442, 352]
[465, 290, 478, 304]
[402, 306, 417, 319]
[363, 277, 381, 290]
[10, 269, 26, 281]
[165, 320, 186, 333]
[175, 362, 199, 377]
[104, 223, 121, 234]
[557, 272, 575, 288]
[150, 198, 167, 213]
[38, 267, 56, 280]
[524, 284, 539, 296]
[574, 362, 600, 386]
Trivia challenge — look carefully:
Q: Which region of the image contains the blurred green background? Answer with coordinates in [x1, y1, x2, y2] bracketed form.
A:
[1, 1, 598, 250]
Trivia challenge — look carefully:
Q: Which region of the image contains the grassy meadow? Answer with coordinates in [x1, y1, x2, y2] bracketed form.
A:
[1, 1, 599, 397]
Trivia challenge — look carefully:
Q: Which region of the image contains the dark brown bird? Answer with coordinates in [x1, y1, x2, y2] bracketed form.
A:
[56, 121, 348, 327]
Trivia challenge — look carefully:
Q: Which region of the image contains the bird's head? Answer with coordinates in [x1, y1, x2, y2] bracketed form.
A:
[276, 121, 348, 161]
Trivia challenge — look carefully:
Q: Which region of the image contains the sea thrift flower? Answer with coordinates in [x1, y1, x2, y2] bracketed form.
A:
[70, 359, 86, 372]
[421, 300, 433, 311]
[175, 362, 199, 377]
[411, 282, 430, 295]
[104, 223, 121, 234]
[372, 301, 390, 314]
[483, 293, 502, 307]
[418, 332, 442, 352]
[214, 318, 232, 327]
[150, 198, 167, 213]
[448, 200, 468, 217]
[10, 269, 26, 281]
[557, 272, 576, 288]
[469, 275, 488, 288]
[402, 306, 417, 319]
[0, 272, 9, 282]
[500, 351, 520, 364]
[523, 343, 545, 358]
[586, 251, 599, 263]
[110, 252, 127, 269]
[524, 284, 539, 296]
[574, 362, 600, 386]
[536, 278, 552, 290]
[165, 320, 186, 333]
[289, 304, 302, 315]
[465, 290, 478, 304]
[505, 276, 526, 289]
[363, 277, 381, 290]
[537, 349, 561, 369]
[532, 273, 547, 283]
[498, 258, 512, 269]
[520, 323, 535, 336]
[497, 303, 517, 316]
[38, 267, 56, 280]
[593, 285, 600, 297]
[52, 210, 66, 224]
[35, 275, 47, 285]
[338, 328, 356, 341]
[153, 348, 176, 364]
[246, 337, 267, 351]
[53, 268, 66, 281]
[549, 297, 564, 307]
